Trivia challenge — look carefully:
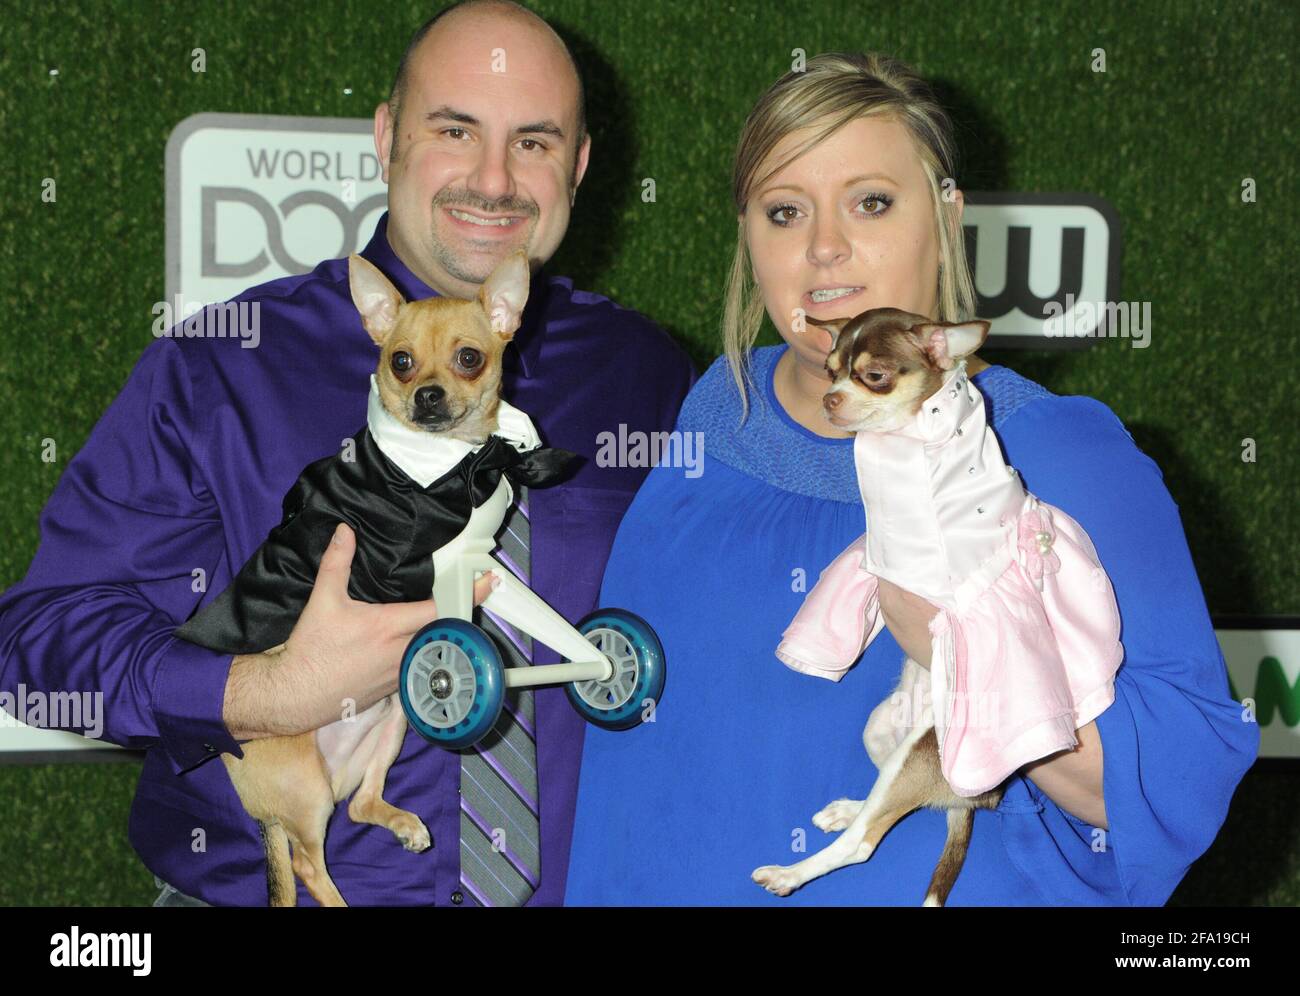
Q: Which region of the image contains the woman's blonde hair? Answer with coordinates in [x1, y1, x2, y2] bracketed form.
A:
[723, 51, 977, 422]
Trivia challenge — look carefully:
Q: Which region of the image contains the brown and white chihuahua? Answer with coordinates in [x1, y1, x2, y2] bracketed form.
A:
[221, 250, 529, 906]
[752, 307, 1005, 907]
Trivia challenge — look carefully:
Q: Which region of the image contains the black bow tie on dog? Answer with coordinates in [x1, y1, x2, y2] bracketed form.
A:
[174, 426, 585, 657]
[460, 433, 585, 503]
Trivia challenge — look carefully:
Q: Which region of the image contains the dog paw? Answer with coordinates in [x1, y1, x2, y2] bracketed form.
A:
[752, 865, 801, 896]
[394, 815, 432, 852]
[812, 798, 864, 832]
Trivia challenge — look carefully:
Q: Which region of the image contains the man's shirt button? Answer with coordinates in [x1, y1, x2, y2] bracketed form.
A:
[450, 890, 464, 905]
[203, 743, 216, 753]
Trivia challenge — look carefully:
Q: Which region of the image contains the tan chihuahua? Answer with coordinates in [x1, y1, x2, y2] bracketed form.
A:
[754, 308, 1005, 906]
[217, 250, 532, 906]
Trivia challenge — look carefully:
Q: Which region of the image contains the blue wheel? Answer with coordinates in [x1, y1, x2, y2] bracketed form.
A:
[400, 619, 504, 748]
[565, 608, 665, 731]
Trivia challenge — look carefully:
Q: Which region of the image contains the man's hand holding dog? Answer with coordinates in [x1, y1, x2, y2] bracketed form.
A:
[222, 522, 498, 741]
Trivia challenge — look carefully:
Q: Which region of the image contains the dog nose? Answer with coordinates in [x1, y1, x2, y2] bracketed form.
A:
[825, 392, 843, 410]
[415, 385, 446, 409]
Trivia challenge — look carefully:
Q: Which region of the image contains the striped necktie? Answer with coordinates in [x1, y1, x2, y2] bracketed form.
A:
[459, 483, 540, 905]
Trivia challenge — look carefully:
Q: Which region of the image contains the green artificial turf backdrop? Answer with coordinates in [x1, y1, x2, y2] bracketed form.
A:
[0, 0, 1294, 905]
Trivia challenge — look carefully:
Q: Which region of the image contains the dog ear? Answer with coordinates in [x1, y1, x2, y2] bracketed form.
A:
[348, 255, 405, 345]
[803, 314, 850, 342]
[478, 250, 531, 341]
[915, 320, 990, 370]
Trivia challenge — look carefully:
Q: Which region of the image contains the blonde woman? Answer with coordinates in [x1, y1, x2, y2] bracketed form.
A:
[563, 52, 1257, 905]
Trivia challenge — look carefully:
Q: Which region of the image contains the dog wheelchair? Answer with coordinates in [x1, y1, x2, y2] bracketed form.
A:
[398, 476, 665, 748]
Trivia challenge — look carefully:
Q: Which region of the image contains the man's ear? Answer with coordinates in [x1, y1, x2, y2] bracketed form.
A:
[478, 250, 531, 340]
[374, 101, 395, 184]
[349, 254, 405, 345]
[572, 133, 592, 195]
[915, 320, 990, 370]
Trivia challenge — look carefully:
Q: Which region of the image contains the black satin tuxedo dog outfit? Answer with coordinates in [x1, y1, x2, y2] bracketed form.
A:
[176, 424, 580, 656]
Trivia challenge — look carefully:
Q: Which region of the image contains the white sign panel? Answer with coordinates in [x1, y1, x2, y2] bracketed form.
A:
[166, 112, 388, 310]
[1216, 622, 1300, 760]
[963, 192, 1124, 348]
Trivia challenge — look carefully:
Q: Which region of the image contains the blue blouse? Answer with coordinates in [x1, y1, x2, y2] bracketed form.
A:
[564, 344, 1258, 906]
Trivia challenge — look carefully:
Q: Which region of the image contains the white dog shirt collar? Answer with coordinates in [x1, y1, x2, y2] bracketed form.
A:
[365, 373, 543, 488]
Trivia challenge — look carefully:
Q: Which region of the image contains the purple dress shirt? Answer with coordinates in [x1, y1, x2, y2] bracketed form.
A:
[0, 212, 697, 906]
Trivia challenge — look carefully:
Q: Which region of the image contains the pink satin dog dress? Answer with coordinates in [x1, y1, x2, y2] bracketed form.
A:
[776, 361, 1124, 797]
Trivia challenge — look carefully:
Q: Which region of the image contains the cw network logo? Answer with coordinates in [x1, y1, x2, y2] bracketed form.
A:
[962, 192, 1123, 348]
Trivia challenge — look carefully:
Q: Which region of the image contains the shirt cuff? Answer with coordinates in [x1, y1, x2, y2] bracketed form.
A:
[152, 636, 245, 774]
[774, 640, 848, 681]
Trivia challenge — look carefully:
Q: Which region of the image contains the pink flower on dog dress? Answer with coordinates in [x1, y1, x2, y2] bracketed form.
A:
[775, 361, 1124, 797]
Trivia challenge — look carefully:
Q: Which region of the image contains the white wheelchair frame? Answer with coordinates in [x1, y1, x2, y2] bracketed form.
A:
[428, 476, 614, 686]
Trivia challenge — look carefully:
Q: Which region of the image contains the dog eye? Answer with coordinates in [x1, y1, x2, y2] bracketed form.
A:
[456, 347, 483, 370]
[391, 351, 413, 374]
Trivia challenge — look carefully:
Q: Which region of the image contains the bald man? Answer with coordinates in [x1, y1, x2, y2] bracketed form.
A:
[0, 0, 696, 908]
